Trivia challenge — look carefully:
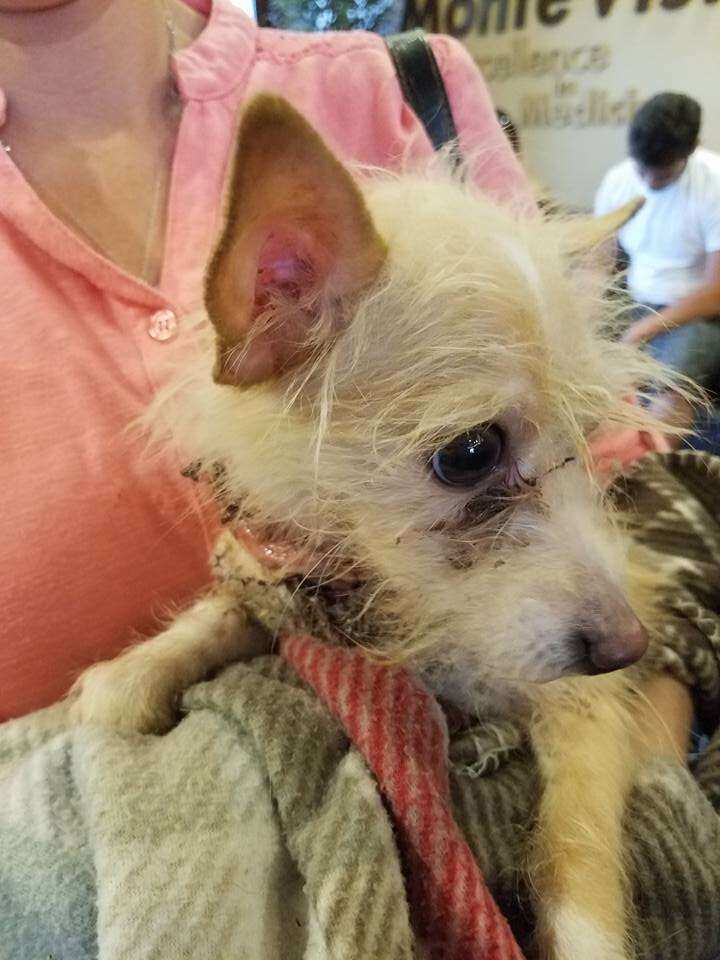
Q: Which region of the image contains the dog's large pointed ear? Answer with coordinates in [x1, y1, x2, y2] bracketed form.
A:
[205, 95, 387, 387]
[560, 197, 644, 256]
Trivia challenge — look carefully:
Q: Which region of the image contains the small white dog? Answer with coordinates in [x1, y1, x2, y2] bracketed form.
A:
[72, 95, 680, 960]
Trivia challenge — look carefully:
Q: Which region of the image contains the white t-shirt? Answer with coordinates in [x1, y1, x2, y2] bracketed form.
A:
[594, 147, 720, 305]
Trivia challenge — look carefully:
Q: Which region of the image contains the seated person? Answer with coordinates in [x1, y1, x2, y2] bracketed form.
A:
[595, 92, 720, 436]
[0, 0, 527, 722]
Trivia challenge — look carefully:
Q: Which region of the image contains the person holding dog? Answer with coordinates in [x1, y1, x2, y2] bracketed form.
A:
[0, 4, 719, 959]
[0, 0, 528, 720]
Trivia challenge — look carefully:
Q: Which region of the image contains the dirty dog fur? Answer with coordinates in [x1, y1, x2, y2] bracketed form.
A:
[72, 96, 684, 960]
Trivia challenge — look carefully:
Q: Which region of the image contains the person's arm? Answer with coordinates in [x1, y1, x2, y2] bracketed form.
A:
[636, 673, 694, 762]
[623, 250, 720, 344]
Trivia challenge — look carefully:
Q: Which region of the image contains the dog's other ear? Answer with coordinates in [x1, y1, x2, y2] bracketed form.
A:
[560, 197, 644, 256]
[205, 94, 387, 387]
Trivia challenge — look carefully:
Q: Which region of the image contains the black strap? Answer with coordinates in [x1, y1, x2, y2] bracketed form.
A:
[385, 29, 461, 161]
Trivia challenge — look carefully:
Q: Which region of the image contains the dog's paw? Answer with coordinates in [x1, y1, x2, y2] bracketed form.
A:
[542, 905, 629, 960]
[69, 657, 181, 735]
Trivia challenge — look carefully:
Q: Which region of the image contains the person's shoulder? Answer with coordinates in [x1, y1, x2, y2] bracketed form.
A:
[686, 149, 720, 208]
[689, 148, 720, 185]
[687, 150, 720, 236]
[602, 158, 637, 189]
[254, 26, 471, 82]
[251, 25, 530, 204]
[595, 158, 637, 210]
[255, 23, 388, 67]
[692, 146, 720, 168]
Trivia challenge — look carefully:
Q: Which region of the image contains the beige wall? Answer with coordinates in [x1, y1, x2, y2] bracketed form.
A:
[414, 0, 720, 209]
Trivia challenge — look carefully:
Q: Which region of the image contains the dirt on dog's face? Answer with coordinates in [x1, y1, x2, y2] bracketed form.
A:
[167, 96, 668, 692]
[290, 180, 651, 688]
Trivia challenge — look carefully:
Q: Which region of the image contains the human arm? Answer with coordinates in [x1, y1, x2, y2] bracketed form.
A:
[623, 250, 720, 344]
[636, 672, 694, 761]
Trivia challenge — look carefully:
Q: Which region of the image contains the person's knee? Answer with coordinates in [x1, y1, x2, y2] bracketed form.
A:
[648, 319, 720, 396]
[645, 393, 694, 444]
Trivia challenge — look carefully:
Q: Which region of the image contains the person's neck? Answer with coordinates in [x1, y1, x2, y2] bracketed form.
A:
[0, 0, 194, 143]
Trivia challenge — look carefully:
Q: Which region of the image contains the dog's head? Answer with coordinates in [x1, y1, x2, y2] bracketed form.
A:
[170, 96, 674, 692]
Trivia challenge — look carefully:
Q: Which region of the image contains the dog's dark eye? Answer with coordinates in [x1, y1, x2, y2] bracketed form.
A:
[430, 424, 506, 488]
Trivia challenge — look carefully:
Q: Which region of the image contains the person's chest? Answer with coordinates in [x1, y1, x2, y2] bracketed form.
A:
[619, 185, 706, 268]
[7, 130, 180, 285]
[0, 50, 419, 719]
[0, 228, 219, 719]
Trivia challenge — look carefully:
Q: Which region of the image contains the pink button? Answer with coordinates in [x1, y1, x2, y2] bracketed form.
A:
[148, 309, 178, 342]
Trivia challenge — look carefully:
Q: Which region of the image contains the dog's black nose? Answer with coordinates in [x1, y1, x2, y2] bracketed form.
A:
[573, 617, 648, 675]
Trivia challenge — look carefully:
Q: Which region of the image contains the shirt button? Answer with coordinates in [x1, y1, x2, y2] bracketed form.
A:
[148, 309, 178, 342]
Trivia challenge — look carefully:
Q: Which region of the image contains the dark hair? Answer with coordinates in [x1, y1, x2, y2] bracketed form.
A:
[629, 93, 701, 167]
[496, 109, 521, 155]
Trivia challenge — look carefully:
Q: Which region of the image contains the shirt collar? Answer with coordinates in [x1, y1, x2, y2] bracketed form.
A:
[0, 0, 258, 130]
[172, 0, 258, 102]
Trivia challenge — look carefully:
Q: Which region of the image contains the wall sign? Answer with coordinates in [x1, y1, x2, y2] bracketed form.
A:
[407, 0, 720, 208]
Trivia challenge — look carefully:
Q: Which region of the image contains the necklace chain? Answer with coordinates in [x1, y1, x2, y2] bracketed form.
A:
[0, 2, 179, 155]
[0, 2, 182, 282]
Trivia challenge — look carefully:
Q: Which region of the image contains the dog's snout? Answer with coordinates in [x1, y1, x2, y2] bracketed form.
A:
[574, 610, 649, 675]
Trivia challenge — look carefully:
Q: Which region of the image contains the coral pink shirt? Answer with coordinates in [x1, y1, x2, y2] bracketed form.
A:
[0, 0, 529, 720]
